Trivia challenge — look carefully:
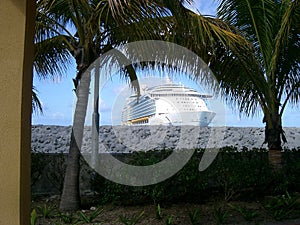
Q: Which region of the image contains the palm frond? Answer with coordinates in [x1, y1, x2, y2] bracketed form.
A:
[32, 86, 43, 114]
[34, 35, 73, 79]
[218, 0, 276, 74]
[217, 0, 300, 119]
[34, 3, 74, 79]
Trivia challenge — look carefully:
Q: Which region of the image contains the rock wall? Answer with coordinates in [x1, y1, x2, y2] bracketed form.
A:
[31, 125, 300, 153]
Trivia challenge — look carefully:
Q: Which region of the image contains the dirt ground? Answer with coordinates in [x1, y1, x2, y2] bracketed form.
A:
[32, 196, 300, 225]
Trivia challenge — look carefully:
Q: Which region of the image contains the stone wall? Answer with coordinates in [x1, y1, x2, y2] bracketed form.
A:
[32, 125, 300, 153]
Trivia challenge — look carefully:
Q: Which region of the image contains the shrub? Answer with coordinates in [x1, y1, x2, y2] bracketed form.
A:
[263, 192, 300, 220]
[32, 148, 300, 205]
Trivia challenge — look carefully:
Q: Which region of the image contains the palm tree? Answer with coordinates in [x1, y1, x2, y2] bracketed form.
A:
[216, 0, 300, 168]
[35, 0, 174, 211]
[35, 0, 255, 211]
[33, 4, 74, 114]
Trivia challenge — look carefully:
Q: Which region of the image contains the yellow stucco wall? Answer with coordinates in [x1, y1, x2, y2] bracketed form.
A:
[0, 0, 34, 224]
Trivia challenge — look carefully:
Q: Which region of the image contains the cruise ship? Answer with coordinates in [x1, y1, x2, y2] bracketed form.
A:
[121, 78, 216, 126]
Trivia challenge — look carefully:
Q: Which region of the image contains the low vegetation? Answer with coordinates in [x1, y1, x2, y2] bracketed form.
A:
[31, 147, 300, 224]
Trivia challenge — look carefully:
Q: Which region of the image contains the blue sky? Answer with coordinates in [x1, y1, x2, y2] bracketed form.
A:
[32, 1, 300, 127]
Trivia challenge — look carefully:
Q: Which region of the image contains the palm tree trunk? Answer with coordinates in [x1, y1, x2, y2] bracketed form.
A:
[59, 131, 81, 211]
[265, 113, 284, 170]
[268, 148, 282, 170]
[60, 70, 91, 211]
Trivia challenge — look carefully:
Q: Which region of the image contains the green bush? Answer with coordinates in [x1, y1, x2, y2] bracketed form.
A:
[119, 211, 144, 225]
[76, 207, 103, 223]
[228, 203, 259, 221]
[88, 148, 300, 205]
[189, 208, 201, 225]
[263, 192, 300, 220]
[213, 205, 229, 225]
[32, 147, 300, 205]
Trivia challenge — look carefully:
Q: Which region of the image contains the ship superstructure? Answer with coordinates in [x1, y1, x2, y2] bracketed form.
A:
[122, 80, 215, 126]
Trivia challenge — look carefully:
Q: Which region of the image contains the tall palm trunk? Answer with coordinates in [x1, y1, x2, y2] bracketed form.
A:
[60, 70, 91, 211]
[265, 112, 286, 170]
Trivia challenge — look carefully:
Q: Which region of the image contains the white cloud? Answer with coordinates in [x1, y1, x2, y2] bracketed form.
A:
[51, 112, 65, 120]
[187, 0, 218, 16]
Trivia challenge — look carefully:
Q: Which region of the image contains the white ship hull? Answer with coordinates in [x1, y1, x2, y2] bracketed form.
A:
[149, 111, 216, 126]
